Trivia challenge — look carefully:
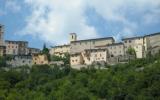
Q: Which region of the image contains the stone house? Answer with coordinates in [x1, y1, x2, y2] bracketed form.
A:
[5, 40, 28, 55]
[122, 36, 145, 58]
[32, 53, 49, 65]
[49, 44, 70, 57]
[7, 55, 32, 67]
[27, 47, 41, 55]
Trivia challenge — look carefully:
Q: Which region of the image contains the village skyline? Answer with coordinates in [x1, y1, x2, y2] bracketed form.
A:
[0, 0, 160, 49]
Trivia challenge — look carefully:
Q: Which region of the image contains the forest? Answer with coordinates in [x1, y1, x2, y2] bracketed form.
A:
[0, 54, 160, 100]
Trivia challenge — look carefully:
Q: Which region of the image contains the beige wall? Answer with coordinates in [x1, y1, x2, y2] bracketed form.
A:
[5, 41, 28, 55]
[107, 44, 125, 57]
[70, 49, 108, 66]
[5, 41, 19, 55]
[70, 38, 114, 54]
[123, 37, 145, 58]
[32, 54, 49, 65]
[145, 33, 160, 51]
[143, 33, 160, 56]
[0, 46, 5, 56]
[70, 53, 83, 66]
[83, 49, 108, 65]
[50, 45, 70, 57]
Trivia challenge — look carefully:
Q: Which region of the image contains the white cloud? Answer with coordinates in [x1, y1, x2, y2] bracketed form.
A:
[5, 0, 21, 13]
[20, 0, 98, 45]
[20, 0, 160, 45]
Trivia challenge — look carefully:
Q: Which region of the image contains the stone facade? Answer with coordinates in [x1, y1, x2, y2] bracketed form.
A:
[106, 43, 125, 57]
[7, 55, 32, 67]
[70, 53, 83, 66]
[32, 54, 49, 65]
[83, 49, 108, 65]
[70, 37, 114, 54]
[0, 46, 6, 56]
[122, 36, 145, 58]
[144, 32, 160, 55]
[5, 40, 28, 55]
[0, 25, 4, 46]
[27, 47, 41, 55]
[50, 44, 70, 57]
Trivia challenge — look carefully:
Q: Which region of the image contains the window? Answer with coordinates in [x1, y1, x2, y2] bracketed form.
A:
[125, 41, 127, 43]
[129, 40, 132, 43]
[92, 41, 95, 44]
[95, 54, 97, 57]
[100, 54, 102, 57]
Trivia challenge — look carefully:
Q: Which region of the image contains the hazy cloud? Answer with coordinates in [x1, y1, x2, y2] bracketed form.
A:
[19, 0, 160, 44]
[5, 0, 21, 13]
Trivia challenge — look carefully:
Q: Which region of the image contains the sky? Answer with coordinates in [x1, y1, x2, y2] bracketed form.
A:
[0, 0, 160, 49]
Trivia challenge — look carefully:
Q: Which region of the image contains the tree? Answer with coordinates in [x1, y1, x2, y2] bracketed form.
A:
[126, 47, 136, 56]
[0, 56, 6, 67]
[42, 43, 50, 61]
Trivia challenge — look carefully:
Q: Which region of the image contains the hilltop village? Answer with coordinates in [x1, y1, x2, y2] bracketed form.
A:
[0, 24, 160, 69]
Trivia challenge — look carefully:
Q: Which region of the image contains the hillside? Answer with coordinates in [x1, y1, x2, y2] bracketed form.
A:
[0, 55, 160, 100]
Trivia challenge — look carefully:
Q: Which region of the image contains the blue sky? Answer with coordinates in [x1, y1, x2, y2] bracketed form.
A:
[0, 0, 160, 49]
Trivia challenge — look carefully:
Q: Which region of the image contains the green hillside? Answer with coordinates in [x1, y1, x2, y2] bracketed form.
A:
[0, 54, 160, 100]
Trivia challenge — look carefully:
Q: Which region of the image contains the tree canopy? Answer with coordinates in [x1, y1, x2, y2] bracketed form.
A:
[0, 54, 160, 100]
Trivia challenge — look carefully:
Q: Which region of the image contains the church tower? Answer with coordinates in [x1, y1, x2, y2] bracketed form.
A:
[0, 24, 4, 46]
[70, 33, 77, 42]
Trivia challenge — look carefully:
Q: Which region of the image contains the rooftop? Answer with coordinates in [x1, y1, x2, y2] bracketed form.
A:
[107, 42, 124, 46]
[122, 36, 143, 41]
[145, 32, 160, 37]
[51, 44, 70, 48]
[71, 37, 114, 43]
[5, 40, 28, 43]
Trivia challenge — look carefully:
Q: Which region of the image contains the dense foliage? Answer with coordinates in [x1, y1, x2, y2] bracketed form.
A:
[0, 54, 160, 100]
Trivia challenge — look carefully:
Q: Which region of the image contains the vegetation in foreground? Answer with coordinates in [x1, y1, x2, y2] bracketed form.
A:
[0, 54, 160, 100]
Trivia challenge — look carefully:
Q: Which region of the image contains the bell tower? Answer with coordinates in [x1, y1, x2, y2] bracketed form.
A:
[70, 33, 77, 42]
[0, 24, 4, 46]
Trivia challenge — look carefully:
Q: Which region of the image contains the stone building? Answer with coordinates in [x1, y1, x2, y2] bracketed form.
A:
[0, 46, 6, 56]
[70, 53, 83, 66]
[32, 54, 49, 65]
[83, 49, 108, 65]
[0, 24, 4, 46]
[122, 36, 145, 58]
[70, 34, 115, 54]
[95, 42, 125, 57]
[0, 25, 6, 56]
[27, 47, 41, 55]
[7, 55, 32, 67]
[144, 32, 160, 55]
[5, 40, 28, 55]
[106, 43, 125, 57]
[49, 33, 75, 57]
[50, 44, 70, 57]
